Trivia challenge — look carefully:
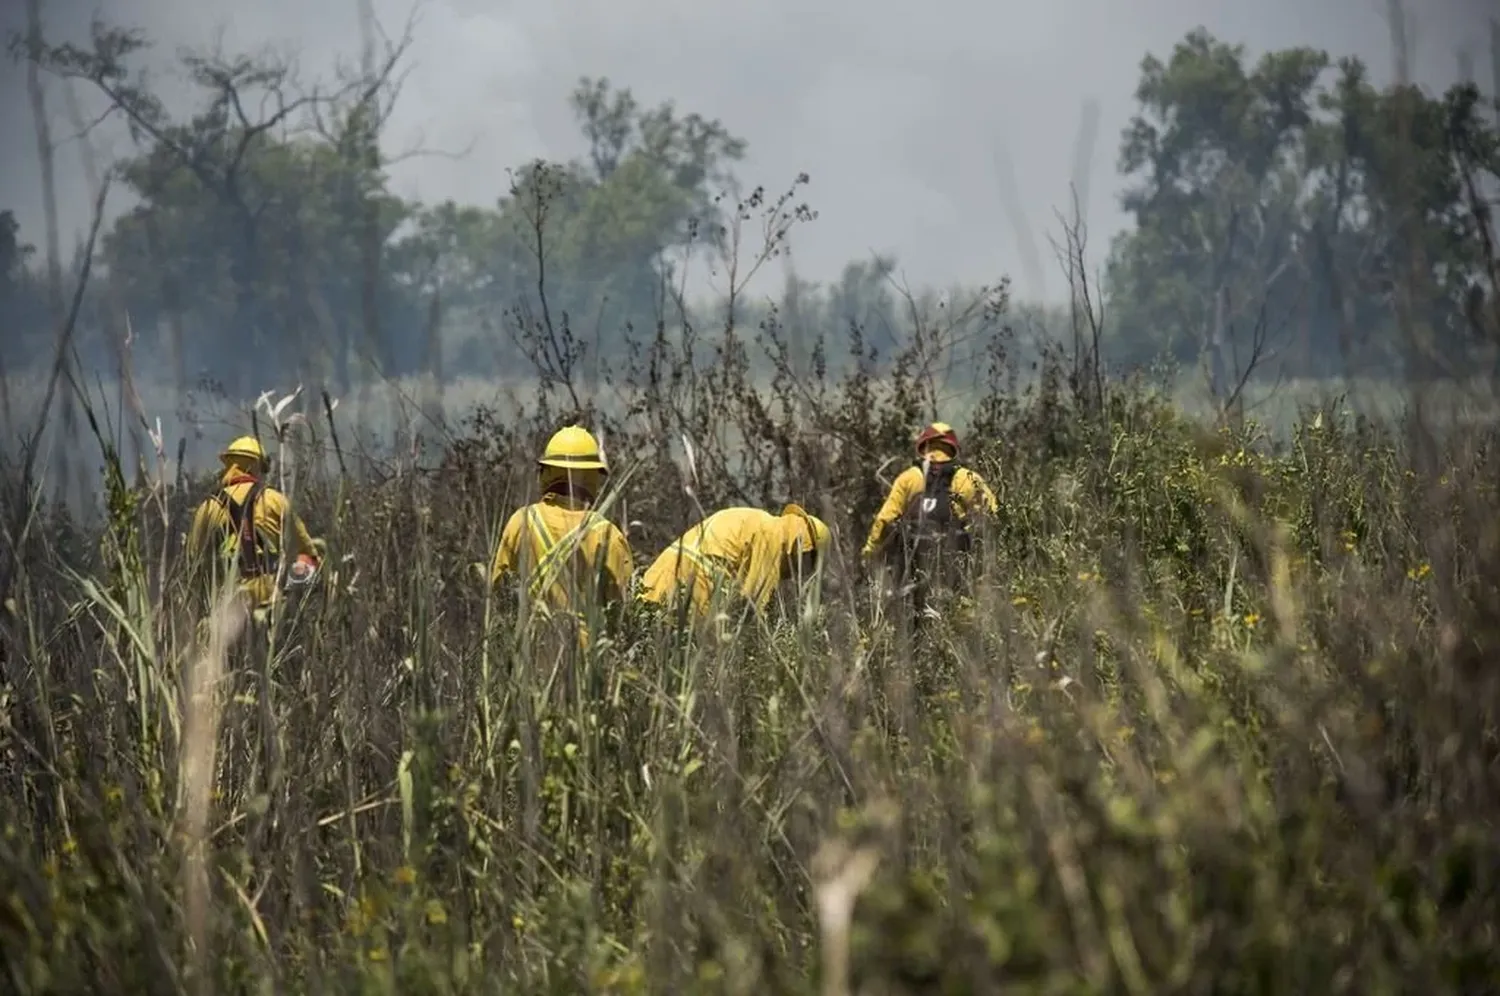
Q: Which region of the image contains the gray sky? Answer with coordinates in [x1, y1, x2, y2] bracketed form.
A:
[1, 0, 1493, 306]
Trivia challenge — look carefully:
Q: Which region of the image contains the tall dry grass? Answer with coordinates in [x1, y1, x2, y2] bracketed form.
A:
[0, 320, 1497, 994]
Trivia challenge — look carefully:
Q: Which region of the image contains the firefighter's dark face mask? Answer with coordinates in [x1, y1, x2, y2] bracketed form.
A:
[225, 456, 270, 479]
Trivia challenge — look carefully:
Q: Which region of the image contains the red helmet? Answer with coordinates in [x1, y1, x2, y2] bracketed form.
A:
[915, 422, 959, 462]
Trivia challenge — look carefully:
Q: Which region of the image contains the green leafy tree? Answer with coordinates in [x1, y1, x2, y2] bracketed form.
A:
[1106, 29, 1328, 401]
[105, 128, 416, 394]
[1107, 28, 1500, 388]
[394, 77, 750, 381]
[1303, 64, 1500, 378]
[385, 199, 511, 377]
[22, 18, 423, 397]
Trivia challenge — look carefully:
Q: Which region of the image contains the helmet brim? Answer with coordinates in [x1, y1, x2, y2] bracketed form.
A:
[538, 456, 608, 471]
[221, 451, 267, 466]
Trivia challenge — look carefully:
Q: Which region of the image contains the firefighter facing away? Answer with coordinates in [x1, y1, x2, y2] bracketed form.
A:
[638, 504, 832, 621]
[861, 421, 997, 562]
[188, 434, 323, 610]
[490, 425, 634, 624]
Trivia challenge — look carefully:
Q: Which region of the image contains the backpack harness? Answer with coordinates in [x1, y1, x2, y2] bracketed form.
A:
[524, 504, 618, 606]
[885, 460, 976, 607]
[896, 460, 973, 560]
[212, 477, 279, 579]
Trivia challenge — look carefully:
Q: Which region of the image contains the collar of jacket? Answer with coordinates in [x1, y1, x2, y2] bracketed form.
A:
[222, 471, 260, 488]
[540, 491, 592, 512]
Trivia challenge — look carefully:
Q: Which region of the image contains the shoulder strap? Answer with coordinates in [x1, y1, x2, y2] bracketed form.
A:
[903, 463, 962, 532]
[212, 480, 270, 575]
[216, 479, 265, 519]
[525, 505, 557, 561]
[524, 506, 613, 601]
[241, 482, 269, 573]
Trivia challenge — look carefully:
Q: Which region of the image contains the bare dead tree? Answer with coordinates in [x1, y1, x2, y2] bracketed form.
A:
[879, 269, 1006, 421]
[504, 159, 585, 414]
[778, 252, 811, 386]
[1219, 293, 1290, 427]
[1203, 204, 1243, 405]
[23, 0, 61, 328]
[1450, 90, 1500, 390]
[1069, 99, 1101, 235]
[22, 0, 78, 508]
[1211, 251, 1293, 428]
[1386, 0, 1411, 86]
[1491, 21, 1500, 129]
[705, 174, 818, 334]
[1048, 186, 1106, 417]
[421, 287, 445, 431]
[991, 145, 1047, 302]
[640, 173, 827, 511]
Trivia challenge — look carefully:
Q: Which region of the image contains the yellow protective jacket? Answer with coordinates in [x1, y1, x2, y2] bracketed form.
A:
[187, 470, 321, 607]
[639, 507, 807, 619]
[491, 493, 633, 618]
[862, 462, 998, 556]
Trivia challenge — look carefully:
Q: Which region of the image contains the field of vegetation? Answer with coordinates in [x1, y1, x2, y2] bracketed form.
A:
[2, 332, 1498, 993]
[4, 8, 1500, 993]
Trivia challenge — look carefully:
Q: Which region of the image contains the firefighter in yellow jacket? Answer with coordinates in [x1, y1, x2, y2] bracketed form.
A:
[638, 504, 831, 621]
[490, 426, 633, 627]
[188, 434, 323, 610]
[861, 421, 997, 559]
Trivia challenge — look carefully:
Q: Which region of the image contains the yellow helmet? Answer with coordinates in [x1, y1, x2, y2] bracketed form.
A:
[220, 434, 268, 468]
[781, 503, 831, 557]
[538, 425, 607, 472]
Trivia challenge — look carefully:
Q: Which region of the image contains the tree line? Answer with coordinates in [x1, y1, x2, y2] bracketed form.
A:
[4, 18, 1500, 417]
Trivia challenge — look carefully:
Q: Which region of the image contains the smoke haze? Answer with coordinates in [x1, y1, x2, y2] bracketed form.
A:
[2, 0, 1492, 302]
